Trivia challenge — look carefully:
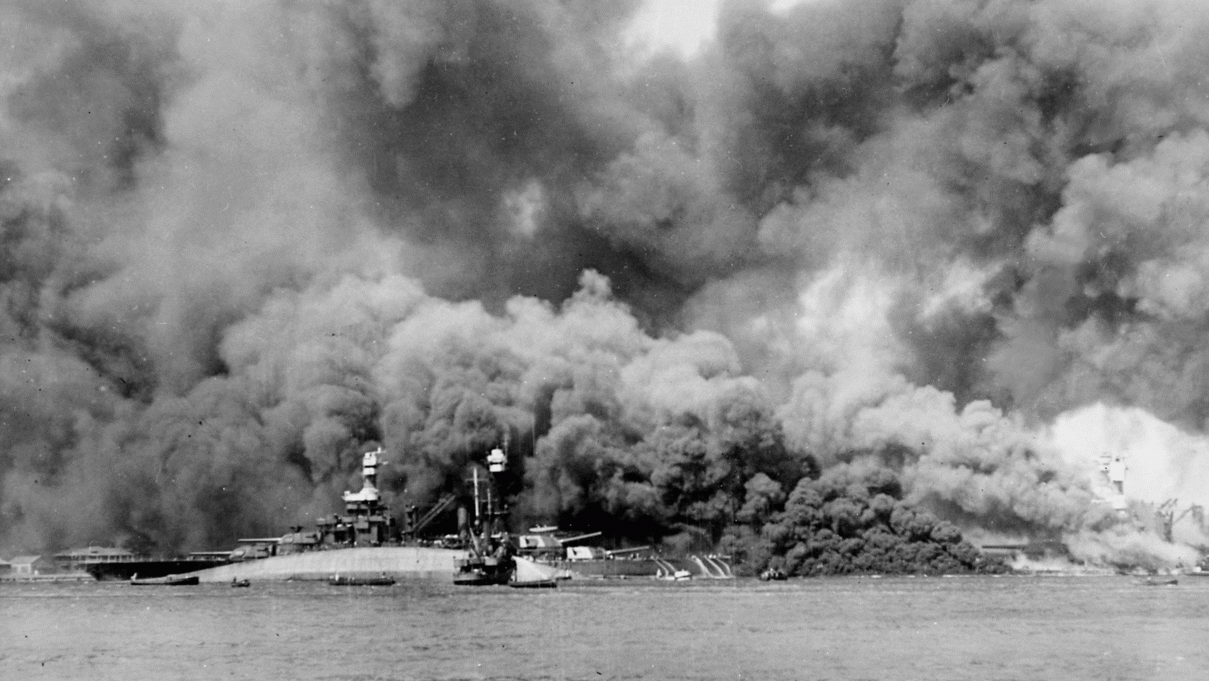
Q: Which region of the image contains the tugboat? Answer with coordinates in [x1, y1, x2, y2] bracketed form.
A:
[453, 447, 514, 586]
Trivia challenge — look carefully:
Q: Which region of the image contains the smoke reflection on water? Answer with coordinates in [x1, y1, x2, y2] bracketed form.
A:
[3, 576, 1208, 680]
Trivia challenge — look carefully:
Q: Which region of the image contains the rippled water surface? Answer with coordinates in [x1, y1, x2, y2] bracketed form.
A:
[3, 575, 1208, 680]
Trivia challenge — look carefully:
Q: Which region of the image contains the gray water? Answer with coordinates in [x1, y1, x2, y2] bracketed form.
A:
[3, 575, 1208, 680]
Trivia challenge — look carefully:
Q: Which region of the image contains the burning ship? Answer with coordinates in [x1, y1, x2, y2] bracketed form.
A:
[453, 447, 515, 585]
[59, 441, 732, 585]
[188, 447, 465, 583]
[453, 445, 733, 586]
[513, 528, 732, 580]
[59, 443, 733, 585]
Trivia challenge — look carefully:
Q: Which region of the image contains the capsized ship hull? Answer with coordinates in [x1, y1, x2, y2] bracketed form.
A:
[186, 546, 466, 583]
[188, 448, 466, 583]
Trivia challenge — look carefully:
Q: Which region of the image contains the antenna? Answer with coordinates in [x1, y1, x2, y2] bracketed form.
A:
[472, 467, 481, 523]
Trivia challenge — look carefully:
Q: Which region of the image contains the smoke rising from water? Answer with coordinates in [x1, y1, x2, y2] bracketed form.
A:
[3, 0, 1209, 567]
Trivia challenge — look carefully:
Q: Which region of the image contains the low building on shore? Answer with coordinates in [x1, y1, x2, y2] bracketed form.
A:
[53, 546, 136, 573]
[11, 555, 54, 575]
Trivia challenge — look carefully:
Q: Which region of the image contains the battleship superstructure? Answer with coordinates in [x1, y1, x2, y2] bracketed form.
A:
[189, 447, 465, 582]
[230, 447, 402, 561]
[317, 447, 399, 547]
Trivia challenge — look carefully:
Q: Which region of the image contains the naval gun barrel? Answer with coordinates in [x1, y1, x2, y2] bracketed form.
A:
[560, 531, 603, 544]
[606, 546, 650, 556]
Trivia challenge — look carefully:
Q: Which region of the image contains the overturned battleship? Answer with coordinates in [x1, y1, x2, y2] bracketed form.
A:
[191, 447, 464, 583]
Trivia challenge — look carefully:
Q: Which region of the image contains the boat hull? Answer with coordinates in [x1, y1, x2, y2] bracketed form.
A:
[453, 572, 509, 586]
[328, 575, 396, 586]
[130, 574, 200, 586]
[0, 573, 95, 583]
[509, 579, 557, 589]
[187, 546, 466, 583]
[87, 558, 229, 581]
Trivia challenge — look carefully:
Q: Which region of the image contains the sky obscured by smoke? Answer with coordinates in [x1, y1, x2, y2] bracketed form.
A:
[4, 0, 1209, 560]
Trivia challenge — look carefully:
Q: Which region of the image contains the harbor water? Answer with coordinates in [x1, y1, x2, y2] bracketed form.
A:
[3, 575, 1209, 680]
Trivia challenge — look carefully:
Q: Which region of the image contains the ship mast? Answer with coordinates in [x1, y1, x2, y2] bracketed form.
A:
[472, 467, 481, 526]
[453, 440, 514, 585]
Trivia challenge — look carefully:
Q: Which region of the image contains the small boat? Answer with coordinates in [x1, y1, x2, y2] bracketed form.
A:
[129, 573, 199, 586]
[1139, 577, 1179, 587]
[509, 579, 557, 589]
[656, 568, 693, 581]
[230, 578, 251, 588]
[328, 573, 396, 586]
[453, 559, 511, 585]
[759, 568, 788, 581]
[507, 557, 562, 589]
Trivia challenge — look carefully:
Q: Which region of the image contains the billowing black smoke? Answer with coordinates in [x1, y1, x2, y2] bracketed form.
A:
[3, 0, 1208, 569]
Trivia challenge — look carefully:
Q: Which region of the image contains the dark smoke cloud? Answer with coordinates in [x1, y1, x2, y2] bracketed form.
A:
[726, 457, 1007, 576]
[3, 0, 1209, 569]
